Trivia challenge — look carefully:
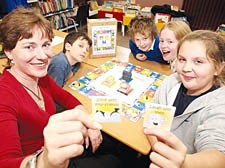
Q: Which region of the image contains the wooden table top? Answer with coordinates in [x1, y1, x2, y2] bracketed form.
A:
[0, 29, 172, 154]
[62, 44, 172, 154]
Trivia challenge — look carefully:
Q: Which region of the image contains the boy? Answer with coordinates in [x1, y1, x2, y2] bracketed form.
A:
[48, 31, 92, 87]
[128, 16, 168, 64]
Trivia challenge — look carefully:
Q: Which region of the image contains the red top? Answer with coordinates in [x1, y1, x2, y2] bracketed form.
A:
[0, 69, 81, 168]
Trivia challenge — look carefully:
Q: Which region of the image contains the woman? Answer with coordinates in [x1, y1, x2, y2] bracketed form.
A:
[0, 8, 121, 168]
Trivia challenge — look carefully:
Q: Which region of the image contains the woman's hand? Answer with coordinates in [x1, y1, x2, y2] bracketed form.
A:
[136, 53, 147, 61]
[144, 128, 187, 168]
[42, 108, 102, 168]
[86, 129, 103, 153]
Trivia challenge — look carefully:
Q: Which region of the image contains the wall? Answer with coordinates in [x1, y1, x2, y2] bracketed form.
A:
[183, 0, 225, 30]
[97, 0, 184, 9]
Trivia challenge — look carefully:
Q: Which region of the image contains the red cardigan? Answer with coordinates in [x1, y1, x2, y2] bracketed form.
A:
[0, 69, 81, 168]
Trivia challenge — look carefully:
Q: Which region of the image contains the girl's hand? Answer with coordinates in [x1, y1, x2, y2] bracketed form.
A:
[136, 54, 147, 61]
[144, 128, 187, 168]
[42, 108, 102, 168]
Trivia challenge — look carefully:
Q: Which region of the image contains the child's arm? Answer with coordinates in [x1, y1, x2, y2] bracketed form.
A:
[72, 105, 103, 153]
[48, 66, 66, 87]
[129, 39, 144, 60]
[71, 62, 81, 75]
[184, 150, 225, 168]
[136, 53, 147, 61]
[48, 57, 68, 87]
[144, 128, 225, 168]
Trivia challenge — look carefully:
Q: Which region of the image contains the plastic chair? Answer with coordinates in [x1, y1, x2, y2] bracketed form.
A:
[75, 4, 89, 30]
[66, 7, 79, 32]
[67, 17, 79, 32]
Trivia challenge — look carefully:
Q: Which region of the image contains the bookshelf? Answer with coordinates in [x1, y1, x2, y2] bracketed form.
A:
[38, 0, 78, 31]
[27, 0, 39, 3]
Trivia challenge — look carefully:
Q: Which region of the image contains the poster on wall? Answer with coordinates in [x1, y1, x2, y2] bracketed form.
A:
[88, 18, 117, 58]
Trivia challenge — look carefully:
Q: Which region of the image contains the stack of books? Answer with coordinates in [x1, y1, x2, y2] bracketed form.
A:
[38, 0, 74, 15]
[141, 7, 151, 17]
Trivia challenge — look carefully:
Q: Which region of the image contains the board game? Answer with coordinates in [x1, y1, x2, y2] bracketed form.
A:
[88, 18, 117, 58]
[69, 59, 166, 122]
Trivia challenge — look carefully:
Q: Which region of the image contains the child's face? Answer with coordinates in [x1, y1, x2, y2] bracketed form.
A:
[68, 38, 90, 63]
[176, 40, 218, 95]
[134, 33, 153, 52]
[159, 28, 179, 62]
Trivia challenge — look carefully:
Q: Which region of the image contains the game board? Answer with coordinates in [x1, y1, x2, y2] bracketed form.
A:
[88, 18, 117, 58]
[69, 59, 166, 122]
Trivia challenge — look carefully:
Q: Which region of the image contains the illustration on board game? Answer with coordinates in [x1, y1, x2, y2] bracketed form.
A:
[69, 59, 166, 122]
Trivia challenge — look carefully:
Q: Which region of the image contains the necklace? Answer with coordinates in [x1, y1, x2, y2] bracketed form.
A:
[20, 83, 42, 101]
[20, 83, 45, 110]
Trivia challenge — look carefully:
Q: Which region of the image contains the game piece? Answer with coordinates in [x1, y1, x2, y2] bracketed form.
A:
[122, 67, 132, 82]
[118, 82, 133, 95]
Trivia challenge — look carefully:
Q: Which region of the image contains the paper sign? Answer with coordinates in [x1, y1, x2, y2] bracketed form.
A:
[51, 36, 64, 47]
[92, 96, 122, 123]
[143, 103, 175, 131]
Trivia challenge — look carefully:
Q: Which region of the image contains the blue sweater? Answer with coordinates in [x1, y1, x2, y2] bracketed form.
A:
[129, 35, 168, 64]
[48, 51, 80, 87]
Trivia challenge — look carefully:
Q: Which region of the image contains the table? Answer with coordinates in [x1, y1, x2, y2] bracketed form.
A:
[98, 9, 125, 35]
[89, 9, 99, 17]
[98, 9, 124, 22]
[0, 58, 7, 74]
[156, 22, 165, 32]
[0, 30, 172, 154]
[63, 52, 171, 155]
[122, 15, 134, 36]
[54, 34, 172, 155]
[53, 30, 172, 154]
[2, 30, 169, 155]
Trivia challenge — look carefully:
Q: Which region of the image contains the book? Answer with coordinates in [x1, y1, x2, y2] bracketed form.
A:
[141, 7, 151, 17]
[90, 1, 99, 11]
[154, 13, 171, 23]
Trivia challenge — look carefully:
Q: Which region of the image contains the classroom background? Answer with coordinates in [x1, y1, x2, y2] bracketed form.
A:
[0, 0, 225, 61]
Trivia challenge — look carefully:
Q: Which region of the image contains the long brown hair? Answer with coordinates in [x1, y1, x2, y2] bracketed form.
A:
[0, 7, 54, 51]
[0, 7, 54, 66]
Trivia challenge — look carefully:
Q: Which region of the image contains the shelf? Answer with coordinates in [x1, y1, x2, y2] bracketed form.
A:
[37, 0, 77, 31]
[89, 9, 99, 16]
[58, 25, 75, 31]
[27, 0, 38, 3]
[43, 8, 73, 17]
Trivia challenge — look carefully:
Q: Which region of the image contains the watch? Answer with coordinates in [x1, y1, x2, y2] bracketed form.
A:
[26, 147, 43, 168]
